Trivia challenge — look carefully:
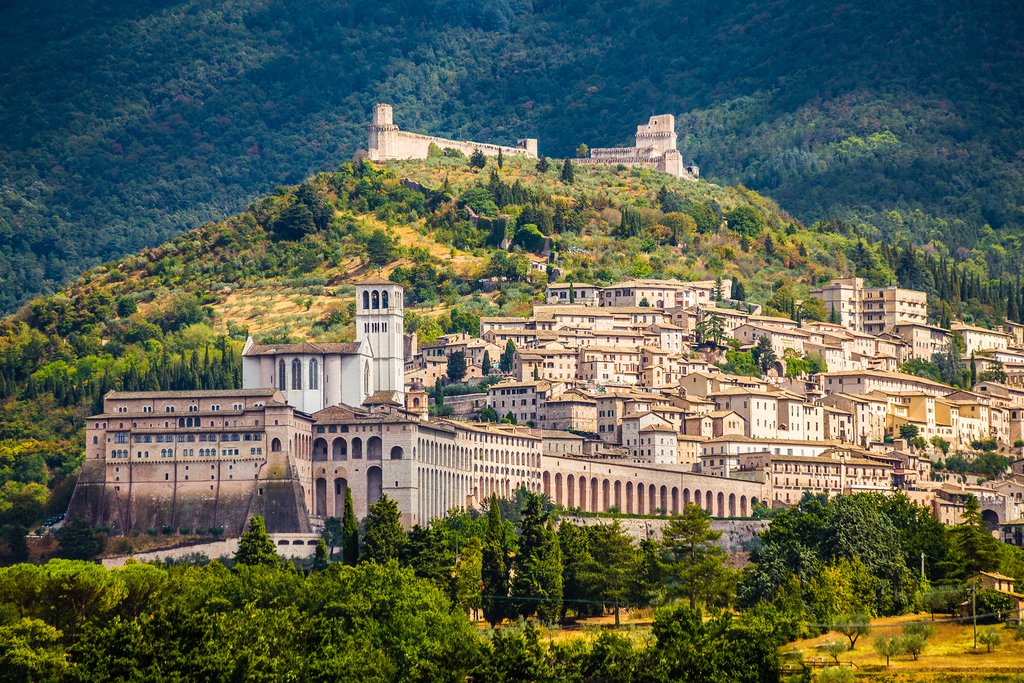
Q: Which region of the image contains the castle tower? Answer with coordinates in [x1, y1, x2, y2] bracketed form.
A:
[367, 104, 399, 161]
[356, 277, 405, 402]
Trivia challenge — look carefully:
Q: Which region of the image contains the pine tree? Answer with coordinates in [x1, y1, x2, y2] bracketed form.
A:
[511, 493, 563, 622]
[560, 158, 575, 185]
[660, 504, 732, 608]
[536, 156, 550, 173]
[481, 493, 510, 625]
[342, 488, 359, 565]
[234, 516, 279, 567]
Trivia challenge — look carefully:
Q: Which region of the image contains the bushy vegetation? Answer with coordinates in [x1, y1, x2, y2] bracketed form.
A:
[1, 0, 1023, 314]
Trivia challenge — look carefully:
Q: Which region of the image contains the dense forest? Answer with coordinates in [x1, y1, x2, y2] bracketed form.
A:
[2, 489, 1023, 681]
[1, 0, 1022, 311]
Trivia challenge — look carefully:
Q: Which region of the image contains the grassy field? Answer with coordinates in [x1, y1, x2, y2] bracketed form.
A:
[786, 613, 1024, 682]
[527, 610, 1024, 681]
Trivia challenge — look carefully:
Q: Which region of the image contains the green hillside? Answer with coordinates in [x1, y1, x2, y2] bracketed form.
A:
[1, 0, 1022, 311]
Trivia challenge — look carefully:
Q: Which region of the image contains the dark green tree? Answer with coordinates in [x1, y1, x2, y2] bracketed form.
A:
[342, 487, 360, 565]
[587, 521, 637, 626]
[560, 158, 574, 185]
[469, 149, 487, 169]
[481, 350, 492, 375]
[446, 351, 467, 383]
[481, 494, 511, 626]
[321, 516, 343, 558]
[312, 538, 330, 571]
[56, 517, 106, 561]
[752, 336, 778, 376]
[660, 504, 734, 608]
[511, 493, 563, 622]
[362, 495, 405, 564]
[366, 230, 396, 267]
[500, 340, 516, 373]
[234, 516, 279, 567]
[536, 156, 550, 173]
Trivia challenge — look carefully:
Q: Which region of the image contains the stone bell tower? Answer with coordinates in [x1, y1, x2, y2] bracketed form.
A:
[355, 277, 405, 402]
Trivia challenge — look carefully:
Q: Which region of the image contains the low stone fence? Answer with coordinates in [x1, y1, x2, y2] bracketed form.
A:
[101, 533, 320, 568]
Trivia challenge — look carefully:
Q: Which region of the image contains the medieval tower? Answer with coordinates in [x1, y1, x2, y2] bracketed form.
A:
[356, 277, 405, 402]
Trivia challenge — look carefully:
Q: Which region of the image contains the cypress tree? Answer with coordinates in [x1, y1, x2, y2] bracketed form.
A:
[481, 493, 510, 626]
[234, 516, 279, 566]
[511, 493, 563, 622]
[560, 158, 574, 185]
[342, 487, 359, 565]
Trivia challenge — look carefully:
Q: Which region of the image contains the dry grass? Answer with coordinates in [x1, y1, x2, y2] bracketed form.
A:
[788, 613, 1024, 681]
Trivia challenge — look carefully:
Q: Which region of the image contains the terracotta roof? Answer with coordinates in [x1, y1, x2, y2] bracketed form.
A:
[244, 341, 362, 356]
[106, 388, 278, 400]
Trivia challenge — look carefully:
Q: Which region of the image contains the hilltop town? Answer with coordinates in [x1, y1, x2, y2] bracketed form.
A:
[61, 107, 1024, 551]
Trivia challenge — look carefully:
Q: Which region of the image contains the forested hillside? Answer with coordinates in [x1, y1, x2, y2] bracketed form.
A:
[1, 0, 1022, 311]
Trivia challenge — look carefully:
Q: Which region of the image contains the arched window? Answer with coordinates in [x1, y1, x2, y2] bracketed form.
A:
[178, 417, 185, 427]
[291, 359, 302, 390]
[278, 360, 286, 390]
[364, 362, 371, 395]
[362, 291, 370, 310]
[271, 438, 281, 452]
[309, 359, 319, 390]
[382, 290, 389, 308]
[371, 290, 380, 309]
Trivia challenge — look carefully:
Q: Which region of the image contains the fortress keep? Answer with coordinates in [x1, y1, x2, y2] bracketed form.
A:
[367, 103, 538, 161]
[577, 114, 699, 180]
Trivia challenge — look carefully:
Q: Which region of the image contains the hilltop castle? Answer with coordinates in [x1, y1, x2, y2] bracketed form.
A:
[577, 114, 699, 180]
[367, 103, 538, 161]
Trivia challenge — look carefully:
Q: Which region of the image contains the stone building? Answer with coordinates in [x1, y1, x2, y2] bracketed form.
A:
[367, 104, 537, 162]
[576, 115, 698, 180]
[810, 277, 927, 334]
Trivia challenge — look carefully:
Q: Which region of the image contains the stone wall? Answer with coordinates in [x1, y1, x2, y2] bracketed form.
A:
[368, 103, 538, 161]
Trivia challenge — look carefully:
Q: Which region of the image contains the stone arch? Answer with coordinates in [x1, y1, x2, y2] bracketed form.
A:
[706, 490, 714, 516]
[278, 360, 286, 390]
[591, 478, 599, 512]
[555, 473, 563, 504]
[382, 290, 390, 308]
[366, 466, 383, 512]
[614, 480, 622, 510]
[671, 487, 679, 514]
[352, 437, 363, 459]
[271, 438, 281, 452]
[683, 488, 691, 506]
[637, 483, 645, 515]
[982, 509, 1000, 527]
[313, 438, 329, 462]
[660, 485, 668, 514]
[332, 438, 347, 460]
[390, 445, 404, 460]
[291, 358, 302, 390]
[362, 290, 370, 309]
[602, 479, 611, 512]
[371, 290, 380, 309]
[626, 482, 634, 513]
[367, 436, 382, 460]
[729, 493, 736, 517]
[740, 495, 748, 517]
[694, 489, 702, 511]
[717, 492, 725, 517]
[567, 474, 575, 508]
[543, 471, 551, 497]
[309, 359, 319, 390]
